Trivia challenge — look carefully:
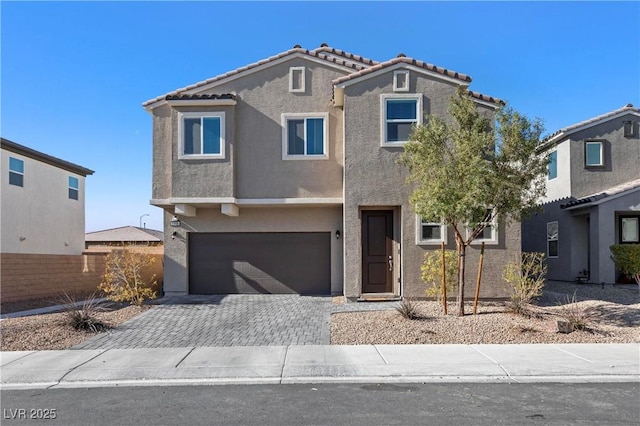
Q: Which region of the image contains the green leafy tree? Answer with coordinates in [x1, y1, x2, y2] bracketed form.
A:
[400, 87, 547, 315]
[610, 244, 640, 288]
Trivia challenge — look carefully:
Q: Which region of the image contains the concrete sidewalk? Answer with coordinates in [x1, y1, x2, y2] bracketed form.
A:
[1, 343, 638, 390]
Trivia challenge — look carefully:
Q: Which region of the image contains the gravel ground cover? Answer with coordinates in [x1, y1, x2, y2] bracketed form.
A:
[1, 281, 637, 351]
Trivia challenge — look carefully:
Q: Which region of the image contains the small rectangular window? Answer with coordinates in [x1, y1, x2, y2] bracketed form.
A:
[548, 151, 557, 180]
[289, 67, 305, 93]
[381, 95, 421, 145]
[393, 70, 409, 92]
[547, 221, 559, 258]
[471, 208, 498, 243]
[623, 121, 635, 138]
[282, 114, 328, 159]
[620, 217, 639, 243]
[585, 141, 603, 166]
[417, 216, 446, 244]
[181, 113, 225, 158]
[69, 176, 79, 200]
[9, 157, 24, 187]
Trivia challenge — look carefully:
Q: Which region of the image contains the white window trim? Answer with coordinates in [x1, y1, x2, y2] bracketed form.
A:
[584, 141, 603, 167]
[468, 209, 499, 245]
[416, 215, 447, 245]
[380, 93, 422, 147]
[289, 67, 305, 93]
[68, 176, 79, 200]
[547, 150, 557, 180]
[547, 221, 559, 258]
[178, 111, 226, 160]
[8, 157, 24, 187]
[281, 112, 329, 160]
[393, 70, 410, 92]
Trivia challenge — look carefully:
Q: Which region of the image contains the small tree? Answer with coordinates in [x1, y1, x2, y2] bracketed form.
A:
[98, 247, 158, 306]
[400, 87, 547, 315]
[421, 250, 458, 301]
[610, 244, 640, 288]
[502, 252, 547, 315]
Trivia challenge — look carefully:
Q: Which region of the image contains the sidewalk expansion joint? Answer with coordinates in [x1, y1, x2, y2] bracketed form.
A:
[469, 345, 520, 383]
[551, 345, 594, 363]
[174, 347, 196, 368]
[279, 346, 290, 384]
[50, 349, 109, 389]
[373, 345, 389, 365]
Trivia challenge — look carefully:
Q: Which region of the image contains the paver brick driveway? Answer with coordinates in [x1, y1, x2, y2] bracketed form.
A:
[72, 295, 333, 349]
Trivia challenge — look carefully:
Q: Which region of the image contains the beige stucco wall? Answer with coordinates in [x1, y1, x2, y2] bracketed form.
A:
[342, 68, 516, 299]
[150, 57, 347, 201]
[163, 206, 343, 296]
[1, 149, 86, 255]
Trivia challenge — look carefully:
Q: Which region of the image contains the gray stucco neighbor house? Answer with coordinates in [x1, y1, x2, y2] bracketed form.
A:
[522, 104, 640, 284]
[143, 44, 520, 300]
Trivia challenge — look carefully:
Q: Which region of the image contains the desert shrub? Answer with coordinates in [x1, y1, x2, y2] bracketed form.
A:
[610, 244, 640, 288]
[557, 291, 597, 331]
[502, 252, 547, 315]
[396, 299, 419, 320]
[98, 247, 158, 306]
[421, 250, 458, 300]
[60, 292, 107, 332]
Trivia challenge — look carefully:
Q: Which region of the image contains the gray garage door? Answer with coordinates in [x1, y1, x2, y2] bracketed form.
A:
[188, 232, 331, 295]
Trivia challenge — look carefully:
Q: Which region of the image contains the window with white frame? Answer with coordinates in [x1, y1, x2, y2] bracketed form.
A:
[623, 121, 636, 138]
[9, 157, 24, 187]
[548, 150, 557, 180]
[417, 216, 447, 244]
[181, 112, 225, 158]
[585, 141, 603, 167]
[282, 113, 328, 159]
[547, 221, 559, 257]
[393, 70, 410, 92]
[68, 176, 79, 200]
[381, 94, 422, 145]
[470, 208, 498, 243]
[289, 67, 305, 93]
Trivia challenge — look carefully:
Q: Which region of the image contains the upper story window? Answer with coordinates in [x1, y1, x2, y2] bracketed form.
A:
[393, 70, 410, 92]
[548, 150, 557, 180]
[289, 67, 305, 93]
[417, 216, 447, 245]
[584, 140, 603, 167]
[281, 113, 329, 160]
[68, 176, 79, 200]
[381, 94, 422, 146]
[623, 121, 636, 138]
[180, 112, 225, 159]
[547, 221, 559, 258]
[9, 157, 24, 187]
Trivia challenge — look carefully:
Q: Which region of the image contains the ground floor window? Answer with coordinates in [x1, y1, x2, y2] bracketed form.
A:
[547, 221, 559, 257]
[620, 216, 639, 243]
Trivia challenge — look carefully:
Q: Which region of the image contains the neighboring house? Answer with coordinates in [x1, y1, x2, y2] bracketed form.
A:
[1, 137, 95, 303]
[522, 104, 640, 284]
[1, 138, 94, 255]
[143, 44, 520, 300]
[85, 226, 164, 253]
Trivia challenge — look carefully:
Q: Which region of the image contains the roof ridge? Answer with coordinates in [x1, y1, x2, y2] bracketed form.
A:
[143, 46, 372, 108]
[541, 103, 639, 144]
[311, 45, 379, 66]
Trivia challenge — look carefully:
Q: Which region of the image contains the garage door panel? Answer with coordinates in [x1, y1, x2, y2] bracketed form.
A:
[189, 232, 330, 295]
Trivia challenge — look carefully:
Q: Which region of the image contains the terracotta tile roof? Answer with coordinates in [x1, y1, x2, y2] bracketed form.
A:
[560, 177, 640, 209]
[332, 55, 472, 85]
[85, 226, 164, 243]
[165, 94, 236, 101]
[311, 44, 379, 66]
[540, 104, 639, 149]
[143, 46, 374, 108]
[467, 90, 505, 106]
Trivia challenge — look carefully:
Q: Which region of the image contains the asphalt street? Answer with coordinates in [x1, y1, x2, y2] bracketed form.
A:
[2, 382, 638, 426]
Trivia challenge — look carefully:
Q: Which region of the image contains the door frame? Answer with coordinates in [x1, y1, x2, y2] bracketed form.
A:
[360, 207, 401, 296]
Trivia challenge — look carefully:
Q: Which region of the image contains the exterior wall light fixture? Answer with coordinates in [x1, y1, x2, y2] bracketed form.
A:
[336, 230, 341, 239]
[170, 215, 181, 227]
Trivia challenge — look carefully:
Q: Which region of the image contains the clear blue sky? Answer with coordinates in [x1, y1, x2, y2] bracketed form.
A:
[2, 1, 639, 233]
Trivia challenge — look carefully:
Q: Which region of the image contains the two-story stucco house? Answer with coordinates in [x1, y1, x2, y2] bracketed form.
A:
[143, 44, 521, 300]
[522, 104, 640, 284]
[1, 138, 94, 255]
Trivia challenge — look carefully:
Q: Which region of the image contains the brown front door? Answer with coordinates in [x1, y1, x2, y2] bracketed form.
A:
[362, 210, 394, 293]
